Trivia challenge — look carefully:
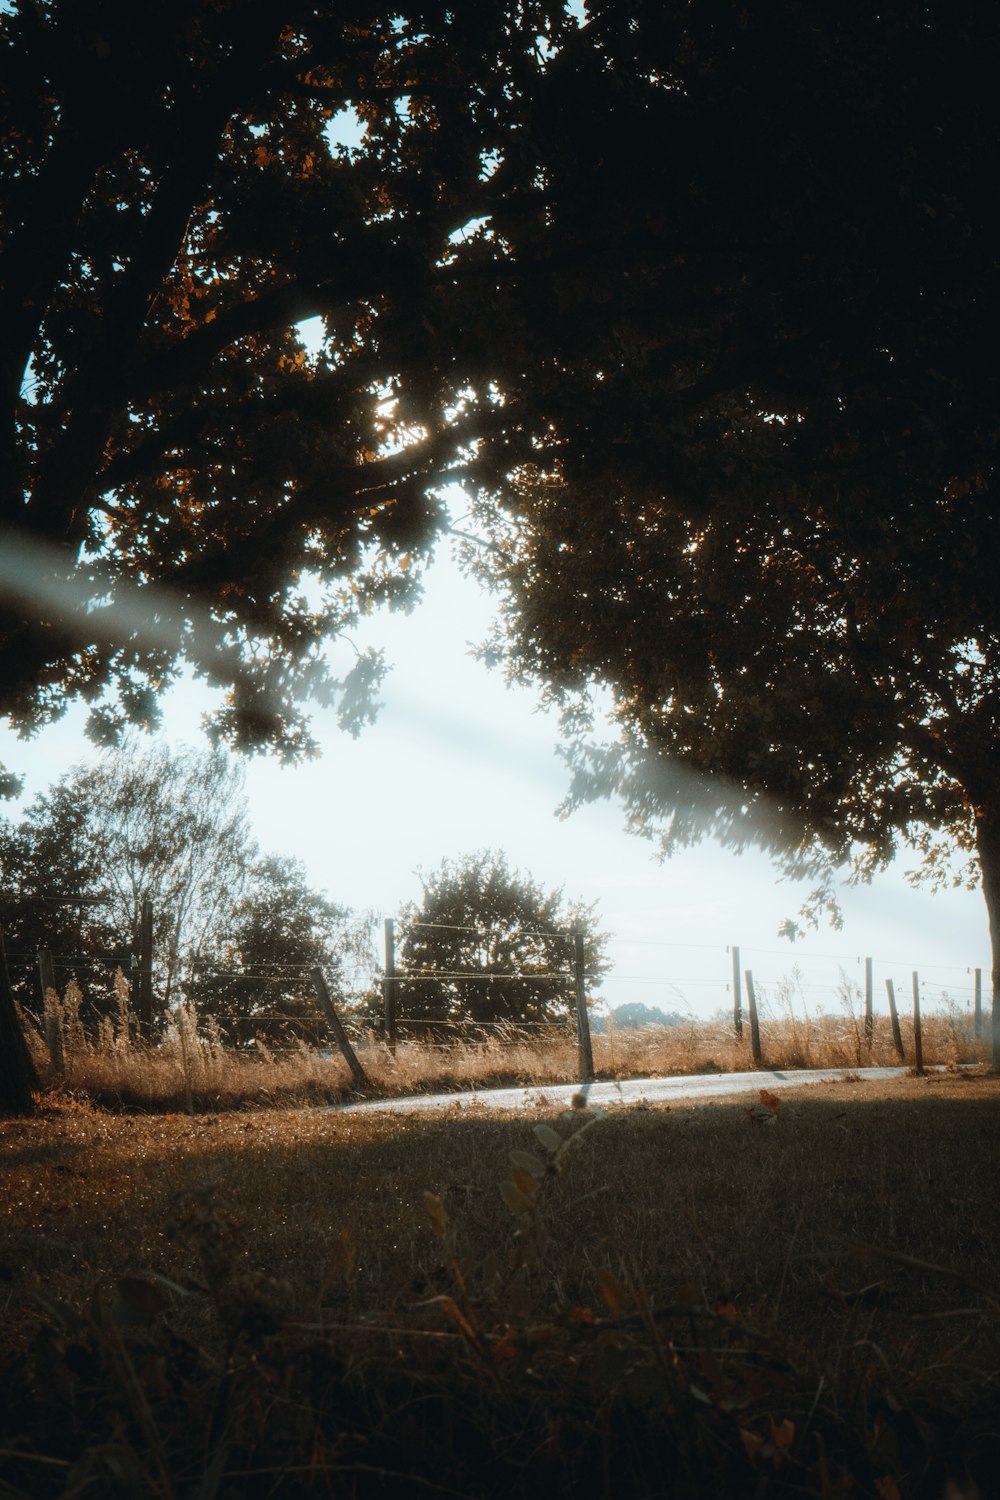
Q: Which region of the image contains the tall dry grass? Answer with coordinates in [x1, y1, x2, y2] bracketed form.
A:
[20, 970, 990, 1112]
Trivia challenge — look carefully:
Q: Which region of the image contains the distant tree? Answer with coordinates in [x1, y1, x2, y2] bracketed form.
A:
[591, 1004, 686, 1035]
[185, 855, 368, 1046]
[0, 778, 120, 977]
[395, 850, 608, 1030]
[0, 741, 252, 1016]
[0, 745, 370, 1051]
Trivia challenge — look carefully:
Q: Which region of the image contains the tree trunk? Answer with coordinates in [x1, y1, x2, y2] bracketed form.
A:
[0, 944, 39, 1116]
[974, 807, 1000, 1071]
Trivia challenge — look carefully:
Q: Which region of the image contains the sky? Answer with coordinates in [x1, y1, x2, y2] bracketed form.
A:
[0, 536, 989, 1023]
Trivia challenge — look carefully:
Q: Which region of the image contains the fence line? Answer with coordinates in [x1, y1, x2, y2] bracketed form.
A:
[16, 939, 995, 1089]
[13, 898, 993, 1082]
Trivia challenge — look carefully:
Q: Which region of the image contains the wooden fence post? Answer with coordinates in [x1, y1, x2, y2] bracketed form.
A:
[744, 969, 763, 1067]
[864, 956, 873, 1046]
[884, 978, 905, 1059]
[911, 971, 924, 1076]
[573, 928, 595, 1082]
[731, 945, 743, 1039]
[136, 896, 153, 1038]
[974, 967, 983, 1038]
[383, 918, 397, 1053]
[37, 948, 62, 1075]
[310, 968, 370, 1091]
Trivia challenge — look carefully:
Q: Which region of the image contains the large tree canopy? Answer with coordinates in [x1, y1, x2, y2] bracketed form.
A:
[455, 3, 1000, 1051]
[462, 8, 999, 833]
[0, 0, 581, 769]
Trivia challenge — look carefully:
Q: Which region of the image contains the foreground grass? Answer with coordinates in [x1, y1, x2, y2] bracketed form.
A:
[2, 1073, 999, 1497]
[23, 995, 990, 1111]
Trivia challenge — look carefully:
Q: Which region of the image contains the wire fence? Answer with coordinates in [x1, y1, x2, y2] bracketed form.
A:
[8, 912, 993, 1058]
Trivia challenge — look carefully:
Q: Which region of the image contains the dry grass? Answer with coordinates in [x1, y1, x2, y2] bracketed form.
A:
[21, 981, 991, 1113]
[2, 1073, 999, 1496]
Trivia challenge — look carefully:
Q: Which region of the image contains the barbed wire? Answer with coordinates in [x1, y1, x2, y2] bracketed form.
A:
[740, 943, 987, 971]
[397, 1017, 570, 1030]
[393, 969, 571, 982]
[183, 969, 318, 983]
[405, 920, 576, 940]
[186, 961, 316, 975]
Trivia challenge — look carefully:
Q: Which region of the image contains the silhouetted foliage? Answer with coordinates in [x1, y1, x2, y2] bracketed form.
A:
[0, 0, 583, 769]
[395, 849, 607, 1030]
[455, 5, 1000, 1059]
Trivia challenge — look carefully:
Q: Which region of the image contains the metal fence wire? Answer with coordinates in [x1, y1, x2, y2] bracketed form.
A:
[10, 904, 991, 1069]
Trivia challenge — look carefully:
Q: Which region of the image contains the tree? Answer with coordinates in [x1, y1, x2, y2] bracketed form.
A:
[453, 5, 1000, 1062]
[395, 850, 608, 1030]
[0, 0, 582, 773]
[184, 855, 368, 1046]
[0, 951, 38, 1115]
[0, 740, 251, 1016]
[591, 1005, 685, 1035]
[0, 744, 368, 1047]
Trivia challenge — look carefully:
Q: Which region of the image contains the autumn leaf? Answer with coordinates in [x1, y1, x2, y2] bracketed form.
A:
[567, 1305, 595, 1324]
[501, 1179, 533, 1215]
[509, 1167, 540, 1200]
[740, 1428, 765, 1459]
[423, 1190, 447, 1237]
[596, 1268, 634, 1316]
[490, 1328, 519, 1363]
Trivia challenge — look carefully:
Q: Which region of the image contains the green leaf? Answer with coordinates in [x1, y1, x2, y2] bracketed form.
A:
[533, 1123, 562, 1154]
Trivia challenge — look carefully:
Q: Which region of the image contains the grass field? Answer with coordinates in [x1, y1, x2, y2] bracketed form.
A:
[2, 1070, 999, 1497]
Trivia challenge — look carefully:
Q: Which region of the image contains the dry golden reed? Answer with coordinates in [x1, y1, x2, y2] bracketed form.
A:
[18, 975, 990, 1113]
